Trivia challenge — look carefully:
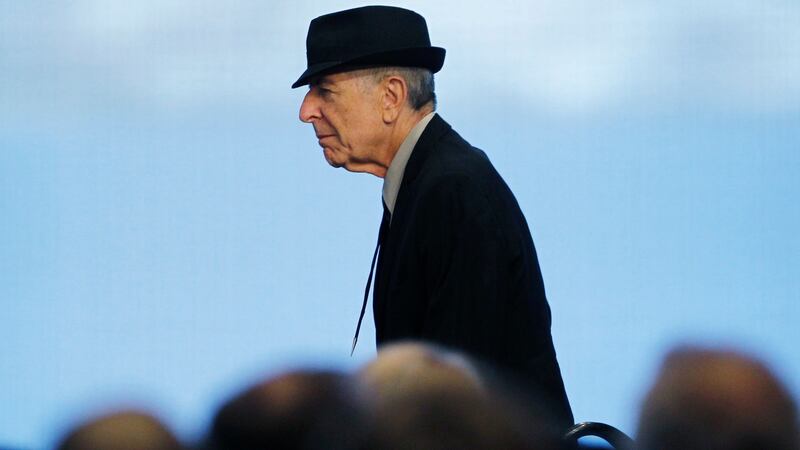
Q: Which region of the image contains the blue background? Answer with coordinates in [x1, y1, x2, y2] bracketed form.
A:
[1, 1, 798, 448]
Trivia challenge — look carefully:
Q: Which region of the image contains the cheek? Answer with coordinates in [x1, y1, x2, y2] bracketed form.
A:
[326, 109, 348, 138]
[356, 114, 384, 147]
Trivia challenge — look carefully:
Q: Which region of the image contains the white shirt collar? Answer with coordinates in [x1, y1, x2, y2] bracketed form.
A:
[382, 111, 436, 214]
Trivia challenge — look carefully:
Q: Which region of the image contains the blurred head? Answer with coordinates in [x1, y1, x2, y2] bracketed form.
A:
[208, 369, 370, 450]
[358, 341, 561, 450]
[365, 387, 561, 450]
[57, 410, 182, 450]
[358, 341, 483, 403]
[636, 346, 799, 450]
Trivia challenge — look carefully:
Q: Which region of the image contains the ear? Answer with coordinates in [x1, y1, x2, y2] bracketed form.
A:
[381, 75, 407, 124]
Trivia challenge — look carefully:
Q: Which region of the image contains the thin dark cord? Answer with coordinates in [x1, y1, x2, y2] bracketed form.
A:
[351, 205, 390, 356]
[351, 237, 381, 356]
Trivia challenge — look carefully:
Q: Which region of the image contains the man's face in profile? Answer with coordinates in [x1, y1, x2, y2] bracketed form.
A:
[299, 70, 384, 173]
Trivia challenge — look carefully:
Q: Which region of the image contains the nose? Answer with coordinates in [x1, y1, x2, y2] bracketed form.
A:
[299, 90, 320, 123]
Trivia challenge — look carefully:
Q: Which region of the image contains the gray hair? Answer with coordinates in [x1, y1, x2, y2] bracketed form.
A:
[364, 66, 436, 111]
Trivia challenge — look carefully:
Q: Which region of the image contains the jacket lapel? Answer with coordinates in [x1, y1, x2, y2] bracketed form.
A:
[373, 114, 453, 340]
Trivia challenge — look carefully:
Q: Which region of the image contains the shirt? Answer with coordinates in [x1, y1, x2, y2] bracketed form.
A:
[382, 111, 436, 215]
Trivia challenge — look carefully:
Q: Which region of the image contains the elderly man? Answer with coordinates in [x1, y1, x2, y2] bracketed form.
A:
[294, 6, 572, 426]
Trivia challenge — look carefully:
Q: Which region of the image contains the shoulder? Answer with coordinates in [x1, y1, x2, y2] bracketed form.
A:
[412, 135, 513, 230]
[417, 126, 509, 205]
[399, 115, 526, 227]
[408, 121, 530, 244]
[411, 115, 495, 180]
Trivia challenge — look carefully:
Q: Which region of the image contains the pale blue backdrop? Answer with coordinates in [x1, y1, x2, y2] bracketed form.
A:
[1, 1, 799, 448]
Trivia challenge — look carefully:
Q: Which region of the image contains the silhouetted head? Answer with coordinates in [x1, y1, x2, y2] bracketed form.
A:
[57, 410, 183, 450]
[636, 346, 799, 450]
[359, 341, 561, 450]
[208, 369, 370, 450]
[359, 341, 484, 403]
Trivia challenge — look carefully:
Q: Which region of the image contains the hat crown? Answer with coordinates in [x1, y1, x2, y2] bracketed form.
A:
[306, 6, 432, 64]
[292, 5, 445, 88]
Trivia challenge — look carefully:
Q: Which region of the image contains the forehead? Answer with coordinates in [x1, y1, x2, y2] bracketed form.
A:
[312, 69, 375, 88]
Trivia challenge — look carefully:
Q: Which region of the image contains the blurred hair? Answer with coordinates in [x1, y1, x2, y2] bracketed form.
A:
[366, 388, 560, 450]
[358, 341, 484, 404]
[358, 341, 561, 450]
[208, 369, 370, 450]
[636, 346, 799, 450]
[57, 410, 183, 450]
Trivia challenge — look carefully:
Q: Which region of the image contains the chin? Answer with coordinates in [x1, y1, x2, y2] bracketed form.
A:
[322, 149, 345, 168]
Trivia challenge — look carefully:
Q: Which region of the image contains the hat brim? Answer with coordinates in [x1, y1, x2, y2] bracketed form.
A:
[291, 46, 445, 89]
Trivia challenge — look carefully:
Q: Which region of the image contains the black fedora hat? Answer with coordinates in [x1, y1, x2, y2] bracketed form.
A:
[292, 6, 445, 89]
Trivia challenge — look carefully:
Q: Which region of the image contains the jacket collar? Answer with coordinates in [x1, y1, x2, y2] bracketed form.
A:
[382, 112, 436, 214]
[397, 113, 452, 192]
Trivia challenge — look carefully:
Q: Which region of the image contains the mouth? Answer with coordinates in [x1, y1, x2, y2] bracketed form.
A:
[316, 135, 335, 148]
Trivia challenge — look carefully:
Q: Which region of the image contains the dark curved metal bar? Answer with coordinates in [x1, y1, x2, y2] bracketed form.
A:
[563, 421, 635, 450]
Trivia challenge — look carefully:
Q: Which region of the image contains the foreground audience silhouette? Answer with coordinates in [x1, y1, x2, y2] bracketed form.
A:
[50, 341, 800, 450]
[57, 410, 183, 450]
[359, 341, 484, 403]
[359, 342, 563, 450]
[207, 370, 371, 450]
[636, 346, 799, 450]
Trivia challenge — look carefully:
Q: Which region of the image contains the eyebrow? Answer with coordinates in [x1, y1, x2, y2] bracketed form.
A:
[322, 74, 344, 85]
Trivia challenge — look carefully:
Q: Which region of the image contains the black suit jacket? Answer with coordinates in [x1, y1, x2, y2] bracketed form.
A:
[373, 114, 573, 426]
